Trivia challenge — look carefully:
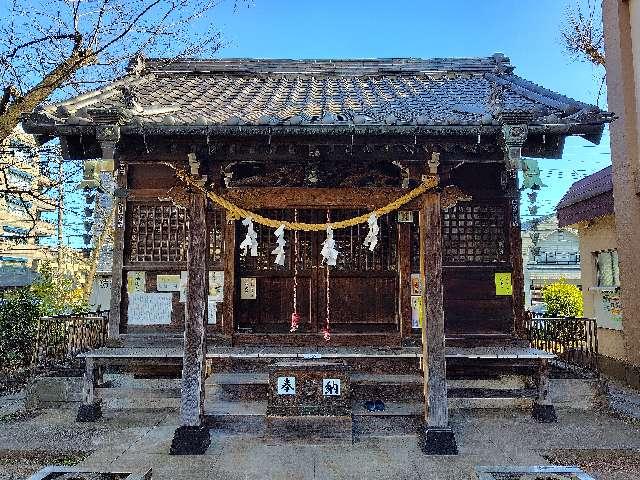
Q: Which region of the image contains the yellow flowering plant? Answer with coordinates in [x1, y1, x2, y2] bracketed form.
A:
[542, 279, 584, 318]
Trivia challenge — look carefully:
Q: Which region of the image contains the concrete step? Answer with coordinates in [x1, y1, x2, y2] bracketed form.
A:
[206, 373, 269, 401]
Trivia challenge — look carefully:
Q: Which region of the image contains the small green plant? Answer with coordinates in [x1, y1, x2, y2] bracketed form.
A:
[31, 262, 88, 316]
[0, 288, 41, 372]
[542, 279, 584, 318]
[0, 262, 89, 374]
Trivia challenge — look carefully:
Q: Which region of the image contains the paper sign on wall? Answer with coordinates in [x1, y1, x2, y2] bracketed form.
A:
[157, 274, 181, 292]
[410, 274, 423, 296]
[179, 271, 188, 302]
[127, 271, 146, 293]
[208, 298, 217, 324]
[209, 271, 224, 302]
[411, 295, 423, 329]
[128, 292, 172, 325]
[494, 272, 513, 296]
[398, 211, 414, 223]
[240, 277, 257, 300]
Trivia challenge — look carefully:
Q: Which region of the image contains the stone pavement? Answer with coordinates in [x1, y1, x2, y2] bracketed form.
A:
[0, 392, 24, 417]
[1, 405, 640, 480]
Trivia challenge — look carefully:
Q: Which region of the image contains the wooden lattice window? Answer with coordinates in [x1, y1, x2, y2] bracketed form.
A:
[129, 203, 188, 263]
[331, 209, 397, 272]
[442, 204, 507, 264]
[238, 210, 314, 273]
[237, 209, 397, 273]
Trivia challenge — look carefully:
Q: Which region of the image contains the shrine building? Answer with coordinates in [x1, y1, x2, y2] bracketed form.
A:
[25, 56, 610, 454]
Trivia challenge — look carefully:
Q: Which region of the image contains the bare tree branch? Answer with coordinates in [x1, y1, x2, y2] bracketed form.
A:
[561, 0, 605, 67]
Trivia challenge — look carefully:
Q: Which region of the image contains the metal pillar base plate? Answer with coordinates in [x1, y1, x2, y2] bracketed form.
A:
[169, 426, 211, 455]
[421, 427, 458, 455]
[532, 403, 557, 423]
[76, 402, 102, 422]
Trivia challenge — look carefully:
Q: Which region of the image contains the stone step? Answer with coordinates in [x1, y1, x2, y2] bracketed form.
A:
[352, 401, 422, 436]
[203, 372, 536, 402]
[211, 356, 421, 374]
[351, 373, 424, 401]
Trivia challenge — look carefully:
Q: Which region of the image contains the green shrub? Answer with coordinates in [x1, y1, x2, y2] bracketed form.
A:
[31, 262, 88, 316]
[542, 279, 584, 318]
[0, 263, 89, 373]
[0, 288, 41, 371]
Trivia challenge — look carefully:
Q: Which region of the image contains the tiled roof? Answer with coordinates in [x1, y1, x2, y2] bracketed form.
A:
[557, 166, 614, 227]
[32, 56, 609, 130]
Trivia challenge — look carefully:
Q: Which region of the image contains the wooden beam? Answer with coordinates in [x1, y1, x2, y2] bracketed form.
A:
[180, 193, 208, 426]
[223, 214, 236, 337]
[420, 191, 448, 428]
[108, 160, 127, 341]
[398, 221, 413, 340]
[224, 187, 422, 210]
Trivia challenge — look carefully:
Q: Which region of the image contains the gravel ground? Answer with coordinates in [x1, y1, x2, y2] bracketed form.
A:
[0, 449, 90, 480]
[543, 449, 640, 480]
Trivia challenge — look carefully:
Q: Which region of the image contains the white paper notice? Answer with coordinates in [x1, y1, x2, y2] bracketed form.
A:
[156, 274, 181, 292]
[209, 271, 224, 302]
[208, 298, 217, 325]
[179, 271, 188, 302]
[128, 292, 173, 325]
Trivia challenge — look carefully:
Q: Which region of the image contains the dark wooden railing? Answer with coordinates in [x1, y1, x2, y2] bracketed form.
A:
[525, 314, 599, 372]
[33, 311, 109, 367]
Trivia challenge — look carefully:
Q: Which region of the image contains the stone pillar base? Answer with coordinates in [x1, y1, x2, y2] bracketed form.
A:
[169, 426, 211, 455]
[76, 402, 102, 422]
[421, 427, 458, 455]
[532, 403, 557, 423]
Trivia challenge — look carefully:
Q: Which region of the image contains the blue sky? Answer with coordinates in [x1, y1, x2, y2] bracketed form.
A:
[209, 0, 611, 220]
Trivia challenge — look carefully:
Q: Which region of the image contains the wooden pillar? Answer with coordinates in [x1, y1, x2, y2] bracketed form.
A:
[76, 357, 102, 422]
[170, 192, 210, 455]
[108, 160, 127, 342]
[501, 122, 529, 338]
[222, 215, 236, 338]
[508, 174, 526, 338]
[420, 191, 457, 455]
[532, 358, 557, 423]
[398, 220, 413, 342]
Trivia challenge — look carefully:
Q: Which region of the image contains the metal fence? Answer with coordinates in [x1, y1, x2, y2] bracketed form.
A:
[525, 314, 599, 372]
[32, 311, 109, 368]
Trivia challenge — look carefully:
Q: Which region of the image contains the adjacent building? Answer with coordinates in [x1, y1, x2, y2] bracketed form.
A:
[0, 126, 57, 287]
[557, 165, 624, 380]
[602, 0, 640, 386]
[521, 215, 581, 309]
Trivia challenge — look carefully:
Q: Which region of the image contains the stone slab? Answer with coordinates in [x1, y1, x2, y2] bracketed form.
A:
[267, 360, 350, 417]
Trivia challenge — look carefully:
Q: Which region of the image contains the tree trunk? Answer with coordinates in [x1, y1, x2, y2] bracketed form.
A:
[0, 48, 93, 142]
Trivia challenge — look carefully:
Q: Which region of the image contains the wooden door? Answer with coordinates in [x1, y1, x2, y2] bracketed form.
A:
[235, 209, 399, 334]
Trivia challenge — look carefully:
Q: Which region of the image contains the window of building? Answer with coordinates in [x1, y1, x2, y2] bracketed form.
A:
[596, 250, 620, 288]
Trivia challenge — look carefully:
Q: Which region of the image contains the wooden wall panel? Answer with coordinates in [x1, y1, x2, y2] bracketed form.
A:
[443, 269, 512, 334]
[236, 277, 312, 333]
[328, 277, 397, 326]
